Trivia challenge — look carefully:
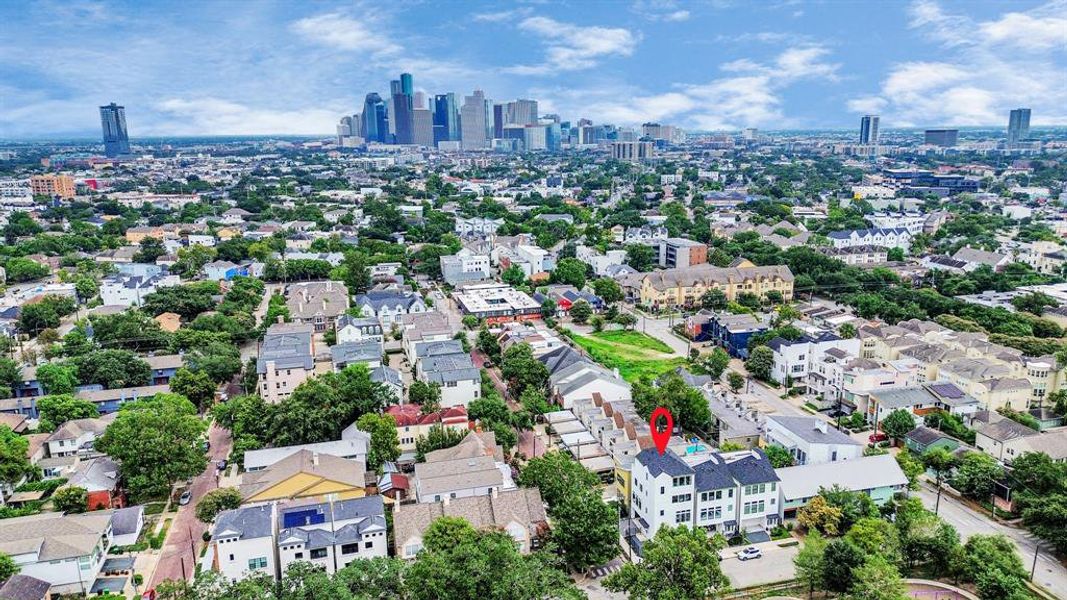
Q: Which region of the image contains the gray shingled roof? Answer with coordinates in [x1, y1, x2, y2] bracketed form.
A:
[767, 416, 861, 446]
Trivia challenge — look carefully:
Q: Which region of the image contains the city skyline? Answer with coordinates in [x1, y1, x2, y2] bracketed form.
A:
[1, 0, 1064, 138]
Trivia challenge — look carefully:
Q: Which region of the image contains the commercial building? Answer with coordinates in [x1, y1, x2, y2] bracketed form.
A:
[924, 129, 959, 147]
[460, 90, 490, 150]
[99, 102, 130, 157]
[29, 174, 76, 199]
[432, 93, 459, 143]
[439, 249, 491, 285]
[859, 115, 880, 145]
[452, 282, 541, 324]
[1008, 108, 1031, 145]
[611, 141, 654, 161]
[657, 238, 707, 269]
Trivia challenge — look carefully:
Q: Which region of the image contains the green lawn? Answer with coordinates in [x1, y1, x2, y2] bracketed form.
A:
[571, 330, 686, 382]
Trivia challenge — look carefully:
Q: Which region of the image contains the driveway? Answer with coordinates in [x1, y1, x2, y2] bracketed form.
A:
[916, 482, 1065, 597]
[719, 538, 800, 590]
[148, 422, 233, 588]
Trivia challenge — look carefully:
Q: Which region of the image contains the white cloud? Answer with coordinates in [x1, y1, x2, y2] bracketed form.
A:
[154, 98, 342, 135]
[537, 44, 839, 130]
[632, 0, 691, 22]
[472, 8, 533, 22]
[289, 13, 400, 54]
[505, 16, 639, 75]
[850, 0, 1067, 126]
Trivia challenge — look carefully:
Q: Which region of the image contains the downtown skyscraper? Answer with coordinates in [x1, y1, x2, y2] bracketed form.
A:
[1008, 108, 1031, 145]
[433, 93, 460, 144]
[859, 115, 880, 145]
[391, 73, 415, 144]
[460, 90, 491, 150]
[99, 102, 130, 157]
[361, 93, 388, 143]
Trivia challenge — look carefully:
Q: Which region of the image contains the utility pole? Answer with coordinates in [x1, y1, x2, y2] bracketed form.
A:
[1031, 543, 1041, 581]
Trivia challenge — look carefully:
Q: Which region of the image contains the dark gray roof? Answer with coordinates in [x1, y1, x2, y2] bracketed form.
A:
[725, 449, 779, 485]
[110, 505, 144, 536]
[422, 353, 480, 384]
[212, 504, 273, 541]
[905, 426, 951, 446]
[415, 339, 466, 358]
[636, 448, 692, 477]
[257, 325, 314, 373]
[767, 416, 861, 446]
[331, 341, 382, 365]
[0, 574, 50, 600]
[370, 366, 402, 387]
[538, 345, 585, 375]
[694, 458, 735, 492]
[354, 290, 424, 313]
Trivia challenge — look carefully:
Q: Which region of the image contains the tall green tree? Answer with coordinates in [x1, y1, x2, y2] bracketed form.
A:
[950, 451, 1004, 500]
[36, 394, 99, 432]
[793, 530, 828, 599]
[844, 555, 908, 600]
[744, 346, 774, 381]
[879, 409, 916, 441]
[0, 427, 34, 490]
[95, 394, 208, 501]
[355, 413, 401, 471]
[551, 488, 619, 571]
[170, 368, 218, 411]
[604, 525, 728, 600]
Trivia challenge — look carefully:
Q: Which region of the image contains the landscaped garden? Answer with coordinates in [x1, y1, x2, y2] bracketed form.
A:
[569, 330, 687, 382]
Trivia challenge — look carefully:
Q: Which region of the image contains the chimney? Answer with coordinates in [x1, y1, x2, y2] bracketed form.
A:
[442, 495, 450, 507]
[491, 487, 498, 499]
[814, 420, 827, 434]
[312, 452, 319, 466]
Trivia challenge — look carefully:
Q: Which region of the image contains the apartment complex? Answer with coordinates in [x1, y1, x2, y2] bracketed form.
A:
[621, 260, 794, 309]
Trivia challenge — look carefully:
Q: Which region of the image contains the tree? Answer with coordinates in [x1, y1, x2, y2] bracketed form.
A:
[821, 485, 879, 532]
[591, 278, 624, 304]
[0, 553, 18, 582]
[895, 450, 925, 490]
[551, 488, 619, 571]
[36, 394, 99, 432]
[70, 350, 151, 389]
[614, 312, 638, 330]
[415, 425, 468, 462]
[632, 374, 710, 433]
[569, 299, 593, 324]
[408, 380, 442, 411]
[34, 362, 78, 395]
[604, 525, 728, 600]
[706, 347, 730, 378]
[95, 394, 208, 501]
[356, 413, 401, 472]
[551, 257, 587, 289]
[519, 387, 552, 415]
[845, 517, 902, 566]
[838, 323, 857, 339]
[822, 538, 866, 593]
[727, 371, 745, 393]
[701, 289, 727, 310]
[53, 486, 88, 513]
[540, 298, 557, 319]
[501, 264, 526, 287]
[170, 368, 218, 411]
[500, 343, 549, 398]
[797, 495, 844, 536]
[744, 346, 774, 381]
[517, 451, 598, 508]
[951, 451, 1003, 500]
[590, 315, 605, 332]
[0, 426, 33, 489]
[880, 408, 916, 442]
[625, 244, 656, 271]
[423, 516, 479, 552]
[794, 530, 827, 599]
[195, 488, 243, 523]
[1021, 493, 1067, 554]
[765, 444, 795, 468]
[142, 282, 220, 319]
[844, 555, 908, 600]
[963, 534, 1029, 600]
[467, 396, 510, 425]
[3, 257, 48, 282]
[475, 328, 501, 362]
[923, 447, 958, 514]
[334, 557, 408, 599]
[134, 237, 166, 263]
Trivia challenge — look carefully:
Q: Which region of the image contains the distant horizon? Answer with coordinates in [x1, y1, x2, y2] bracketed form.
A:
[1, 0, 1064, 137]
[4, 124, 1067, 146]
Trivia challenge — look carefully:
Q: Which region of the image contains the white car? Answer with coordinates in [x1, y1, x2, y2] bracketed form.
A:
[737, 547, 763, 561]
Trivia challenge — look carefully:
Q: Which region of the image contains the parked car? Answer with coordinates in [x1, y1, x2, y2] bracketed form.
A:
[737, 546, 763, 561]
[141, 591, 156, 600]
[217, 459, 227, 471]
[868, 432, 888, 444]
[179, 490, 193, 506]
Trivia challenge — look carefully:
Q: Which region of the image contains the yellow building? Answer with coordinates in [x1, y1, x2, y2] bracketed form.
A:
[238, 449, 366, 503]
[621, 259, 794, 309]
[125, 226, 167, 245]
[30, 174, 76, 199]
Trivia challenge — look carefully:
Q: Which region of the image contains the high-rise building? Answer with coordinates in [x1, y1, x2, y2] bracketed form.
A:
[361, 93, 388, 143]
[460, 90, 490, 150]
[924, 129, 959, 147]
[337, 116, 354, 143]
[1008, 108, 1031, 144]
[523, 125, 547, 151]
[432, 93, 460, 144]
[400, 73, 413, 97]
[392, 92, 414, 144]
[412, 109, 434, 147]
[492, 104, 505, 139]
[506, 99, 539, 126]
[413, 91, 426, 110]
[99, 102, 130, 157]
[859, 115, 880, 145]
[611, 141, 654, 162]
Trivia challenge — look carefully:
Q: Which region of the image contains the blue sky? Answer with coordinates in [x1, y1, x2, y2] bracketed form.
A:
[1, 0, 1064, 137]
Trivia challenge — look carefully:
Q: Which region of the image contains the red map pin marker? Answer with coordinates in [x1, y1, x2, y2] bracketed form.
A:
[650, 407, 672, 455]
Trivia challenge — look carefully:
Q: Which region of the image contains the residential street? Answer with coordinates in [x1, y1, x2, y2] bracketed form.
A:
[148, 422, 233, 589]
[916, 481, 1066, 597]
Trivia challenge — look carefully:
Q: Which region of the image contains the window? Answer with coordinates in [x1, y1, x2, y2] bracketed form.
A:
[672, 475, 691, 487]
[310, 548, 328, 559]
[671, 493, 692, 504]
[405, 543, 422, 556]
[675, 510, 691, 524]
[744, 483, 767, 495]
[365, 541, 374, 549]
[248, 557, 268, 570]
[700, 507, 722, 521]
[228, 554, 234, 561]
[701, 490, 723, 502]
[743, 500, 765, 515]
[294, 552, 303, 559]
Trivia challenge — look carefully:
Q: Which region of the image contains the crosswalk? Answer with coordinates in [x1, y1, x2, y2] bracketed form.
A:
[590, 559, 623, 578]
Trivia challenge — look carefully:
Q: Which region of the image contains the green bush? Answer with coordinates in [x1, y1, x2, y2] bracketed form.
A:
[14, 478, 67, 495]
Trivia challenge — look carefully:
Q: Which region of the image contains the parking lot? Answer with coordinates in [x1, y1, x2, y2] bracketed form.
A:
[718, 539, 800, 589]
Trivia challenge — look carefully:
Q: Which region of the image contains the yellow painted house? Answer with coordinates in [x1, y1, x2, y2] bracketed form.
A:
[238, 449, 367, 503]
[621, 259, 794, 309]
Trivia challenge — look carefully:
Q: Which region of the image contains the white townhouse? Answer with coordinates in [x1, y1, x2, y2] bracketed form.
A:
[276, 496, 388, 575]
[0, 512, 114, 596]
[768, 332, 862, 387]
[454, 217, 504, 237]
[630, 448, 780, 541]
[827, 227, 911, 251]
[211, 504, 277, 584]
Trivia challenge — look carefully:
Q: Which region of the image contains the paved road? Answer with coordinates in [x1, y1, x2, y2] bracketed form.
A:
[148, 422, 233, 588]
[916, 482, 1065, 596]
